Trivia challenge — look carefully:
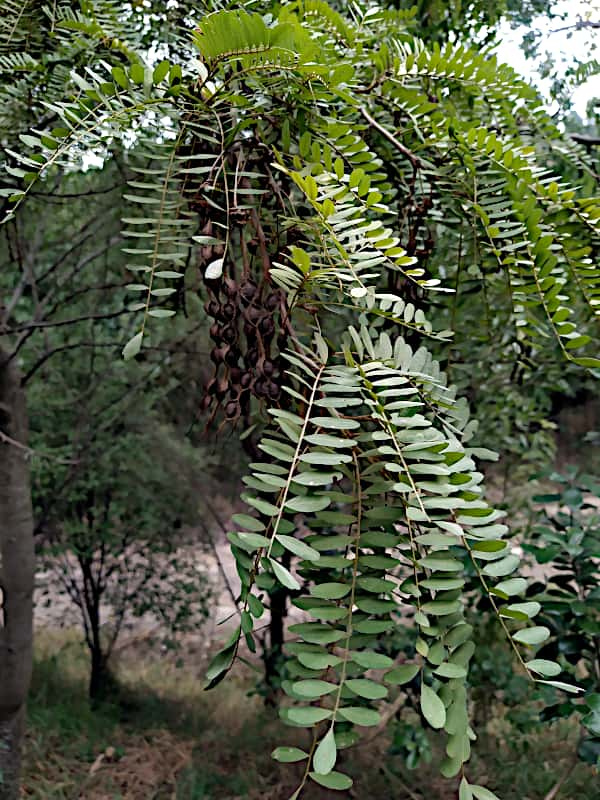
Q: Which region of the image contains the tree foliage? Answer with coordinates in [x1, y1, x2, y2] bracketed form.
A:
[2, 1, 599, 797]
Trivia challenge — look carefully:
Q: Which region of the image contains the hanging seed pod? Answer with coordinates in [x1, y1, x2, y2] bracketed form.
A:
[259, 317, 275, 338]
[223, 276, 238, 298]
[211, 346, 230, 364]
[221, 302, 236, 321]
[215, 378, 229, 400]
[221, 324, 237, 344]
[240, 372, 252, 389]
[262, 360, 274, 377]
[245, 347, 259, 367]
[200, 395, 212, 412]
[242, 305, 262, 325]
[265, 292, 279, 311]
[240, 280, 258, 304]
[225, 401, 239, 419]
[267, 381, 281, 401]
[207, 300, 220, 318]
[254, 378, 268, 398]
[225, 349, 239, 367]
[209, 322, 221, 340]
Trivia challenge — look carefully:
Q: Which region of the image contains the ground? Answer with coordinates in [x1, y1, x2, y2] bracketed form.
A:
[22, 629, 597, 800]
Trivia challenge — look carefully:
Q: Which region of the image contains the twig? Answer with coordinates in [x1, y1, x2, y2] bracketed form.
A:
[0, 429, 77, 464]
[380, 764, 422, 800]
[543, 755, 579, 800]
[360, 106, 423, 170]
[550, 20, 600, 34]
[2, 308, 132, 335]
[199, 503, 240, 613]
[363, 692, 406, 742]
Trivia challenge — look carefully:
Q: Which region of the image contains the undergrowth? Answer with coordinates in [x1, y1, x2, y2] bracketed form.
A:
[23, 630, 597, 799]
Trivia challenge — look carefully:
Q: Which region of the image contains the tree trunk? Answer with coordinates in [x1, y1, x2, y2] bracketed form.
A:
[263, 550, 290, 705]
[263, 583, 287, 705]
[89, 645, 111, 703]
[0, 349, 35, 800]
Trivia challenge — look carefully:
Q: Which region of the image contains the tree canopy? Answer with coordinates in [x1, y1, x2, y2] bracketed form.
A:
[1, 2, 599, 798]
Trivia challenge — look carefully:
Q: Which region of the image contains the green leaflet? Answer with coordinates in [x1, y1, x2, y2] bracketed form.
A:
[350, 651, 394, 669]
[275, 535, 321, 561]
[272, 747, 308, 763]
[421, 684, 446, 729]
[269, 558, 300, 591]
[345, 678, 388, 700]
[471, 787, 501, 800]
[526, 659, 561, 677]
[286, 707, 333, 725]
[313, 726, 337, 775]
[434, 663, 467, 679]
[310, 582, 351, 599]
[309, 771, 353, 790]
[512, 626, 550, 646]
[482, 553, 520, 577]
[384, 664, 420, 685]
[298, 652, 343, 670]
[292, 679, 338, 699]
[285, 495, 331, 513]
[337, 706, 381, 727]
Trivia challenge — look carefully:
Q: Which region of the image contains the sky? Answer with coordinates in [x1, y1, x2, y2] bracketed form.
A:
[494, 0, 599, 120]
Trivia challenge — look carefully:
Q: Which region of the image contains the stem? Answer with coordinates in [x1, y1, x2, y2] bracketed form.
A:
[266, 362, 326, 558]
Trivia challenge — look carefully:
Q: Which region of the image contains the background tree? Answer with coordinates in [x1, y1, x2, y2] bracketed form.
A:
[32, 354, 214, 701]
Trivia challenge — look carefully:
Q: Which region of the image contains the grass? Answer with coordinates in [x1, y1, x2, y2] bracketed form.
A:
[22, 630, 598, 800]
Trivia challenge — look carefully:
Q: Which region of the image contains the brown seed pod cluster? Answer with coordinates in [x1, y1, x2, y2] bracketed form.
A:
[200, 266, 289, 426]
[176, 122, 296, 429]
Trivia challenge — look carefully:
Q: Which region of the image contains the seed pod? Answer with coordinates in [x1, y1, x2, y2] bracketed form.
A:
[211, 345, 230, 364]
[243, 305, 262, 325]
[240, 281, 258, 304]
[267, 381, 281, 401]
[245, 348, 259, 366]
[216, 378, 229, 400]
[225, 349, 239, 367]
[221, 324, 237, 344]
[254, 378, 268, 398]
[207, 300, 220, 318]
[240, 372, 252, 388]
[225, 401, 238, 419]
[265, 292, 279, 311]
[259, 317, 274, 337]
[200, 395, 212, 412]
[209, 323, 221, 340]
[223, 276, 238, 299]
[221, 302, 236, 321]
[262, 360, 274, 377]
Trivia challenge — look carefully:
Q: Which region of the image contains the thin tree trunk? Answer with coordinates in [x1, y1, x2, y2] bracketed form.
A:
[80, 557, 111, 704]
[264, 583, 287, 705]
[264, 550, 290, 705]
[89, 644, 110, 703]
[0, 348, 35, 800]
